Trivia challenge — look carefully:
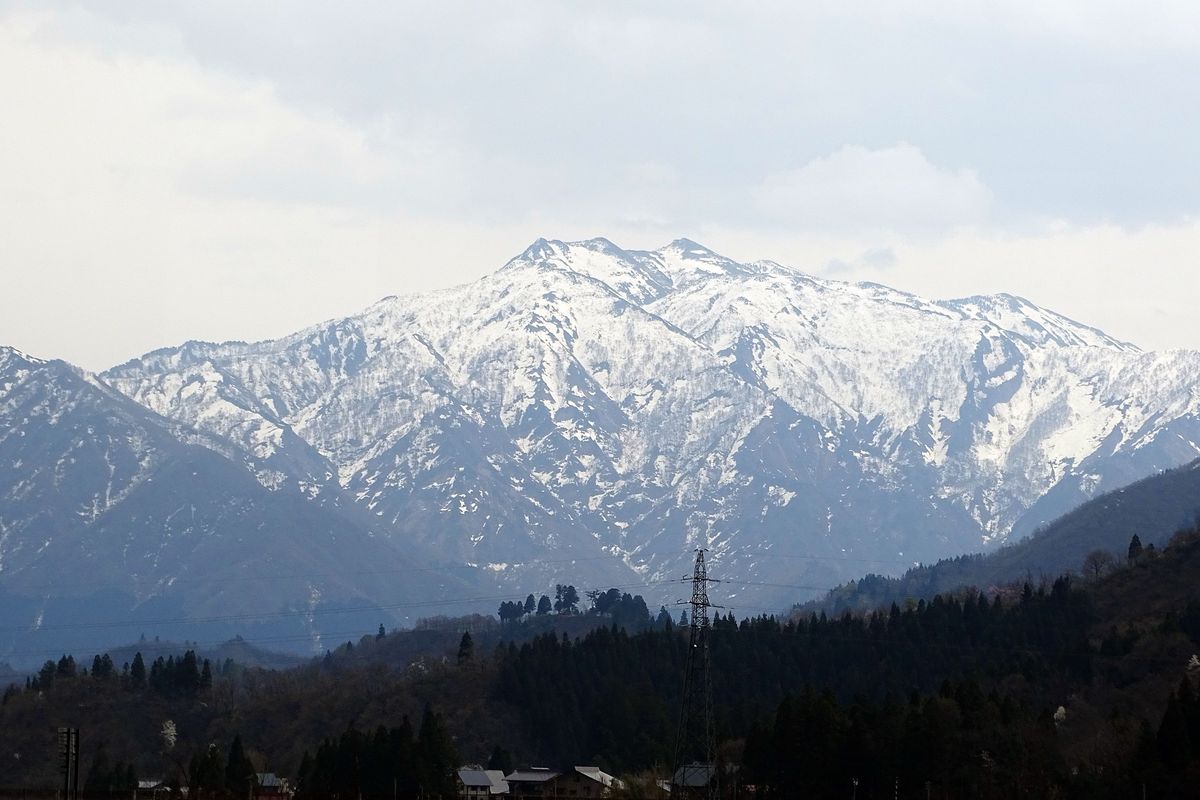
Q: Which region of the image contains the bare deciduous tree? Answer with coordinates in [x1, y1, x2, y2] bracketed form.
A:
[1082, 549, 1117, 579]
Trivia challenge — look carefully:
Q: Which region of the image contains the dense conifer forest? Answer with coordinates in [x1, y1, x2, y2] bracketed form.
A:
[1, 530, 1198, 798]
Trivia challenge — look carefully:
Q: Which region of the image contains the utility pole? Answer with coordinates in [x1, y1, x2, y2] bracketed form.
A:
[671, 549, 721, 800]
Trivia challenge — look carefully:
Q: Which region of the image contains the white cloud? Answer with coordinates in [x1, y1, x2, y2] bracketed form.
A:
[566, 12, 722, 70]
[0, 12, 503, 369]
[754, 144, 993, 234]
[2, 3, 1200, 368]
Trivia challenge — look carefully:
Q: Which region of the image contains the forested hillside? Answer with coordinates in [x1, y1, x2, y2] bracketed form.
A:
[810, 458, 1200, 615]
[1, 531, 1199, 798]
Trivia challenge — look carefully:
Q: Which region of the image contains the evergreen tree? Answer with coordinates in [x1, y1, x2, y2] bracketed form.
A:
[189, 744, 225, 799]
[457, 631, 474, 664]
[416, 704, 458, 798]
[559, 584, 579, 614]
[393, 716, 417, 798]
[1179, 676, 1200, 754]
[84, 743, 112, 794]
[656, 606, 673, 629]
[498, 600, 523, 622]
[487, 744, 513, 775]
[56, 654, 77, 679]
[179, 650, 201, 694]
[524, 594, 536, 615]
[1157, 693, 1191, 771]
[1129, 533, 1145, 562]
[226, 735, 257, 797]
[537, 594, 552, 615]
[119, 762, 137, 792]
[37, 660, 55, 690]
[377, 624, 386, 640]
[130, 652, 146, 688]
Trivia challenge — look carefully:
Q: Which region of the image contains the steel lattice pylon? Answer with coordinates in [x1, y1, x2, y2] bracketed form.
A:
[671, 549, 721, 800]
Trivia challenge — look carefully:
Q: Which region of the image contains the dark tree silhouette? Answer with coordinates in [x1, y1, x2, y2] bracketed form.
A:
[225, 735, 256, 797]
[130, 652, 146, 688]
[1129, 533, 1145, 562]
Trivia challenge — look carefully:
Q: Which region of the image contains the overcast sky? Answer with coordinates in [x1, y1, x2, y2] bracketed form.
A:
[2, 2, 1200, 370]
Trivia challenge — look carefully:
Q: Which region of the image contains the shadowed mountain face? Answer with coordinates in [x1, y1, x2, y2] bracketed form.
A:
[0, 347, 487, 660]
[805, 457, 1200, 616]
[3, 238, 1200, 655]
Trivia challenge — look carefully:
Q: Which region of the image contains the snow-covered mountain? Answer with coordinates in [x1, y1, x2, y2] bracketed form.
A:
[0, 344, 494, 659]
[4, 237, 1200, 648]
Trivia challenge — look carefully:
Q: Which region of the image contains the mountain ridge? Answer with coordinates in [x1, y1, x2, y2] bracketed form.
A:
[3, 237, 1199, 654]
[806, 456, 1200, 615]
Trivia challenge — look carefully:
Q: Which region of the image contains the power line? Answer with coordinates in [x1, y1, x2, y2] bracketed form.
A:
[0, 550, 920, 596]
[732, 552, 920, 567]
[0, 554, 625, 594]
[0, 578, 687, 635]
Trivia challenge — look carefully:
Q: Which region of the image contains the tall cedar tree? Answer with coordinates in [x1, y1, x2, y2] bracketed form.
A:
[189, 744, 225, 799]
[416, 704, 458, 797]
[130, 652, 146, 687]
[1129, 533, 1145, 562]
[226, 734, 256, 796]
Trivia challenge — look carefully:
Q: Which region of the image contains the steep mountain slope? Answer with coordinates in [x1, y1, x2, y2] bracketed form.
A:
[809, 457, 1200, 614]
[88, 238, 1200, 612]
[0, 346, 479, 661]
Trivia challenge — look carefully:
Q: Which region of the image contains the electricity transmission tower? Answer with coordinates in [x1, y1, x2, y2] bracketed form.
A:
[671, 549, 721, 800]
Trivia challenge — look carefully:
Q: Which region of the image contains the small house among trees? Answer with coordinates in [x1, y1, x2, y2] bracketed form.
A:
[504, 767, 558, 798]
[553, 767, 622, 797]
[499, 766, 622, 799]
[253, 773, 290, 799]
[456, 767, 508, 798]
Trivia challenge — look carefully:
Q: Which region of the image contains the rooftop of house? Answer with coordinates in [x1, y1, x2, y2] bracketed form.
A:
[505, 767, 560, 783]
[574, 766, 622, 788]
[458, 768, 510, 792]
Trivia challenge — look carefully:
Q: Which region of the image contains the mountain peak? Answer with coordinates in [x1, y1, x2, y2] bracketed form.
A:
[0, 345, 47, 373]
[512, 237, 558, 263]
[939, 293, 1140, 352]
[663, 237, 714, 256]
[5, 235, 1200, 655]
[657, 237, 739, 262]
[507, 236, 631, 267]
